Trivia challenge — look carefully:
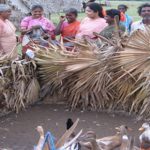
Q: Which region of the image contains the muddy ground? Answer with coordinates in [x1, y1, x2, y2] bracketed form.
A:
[0, 104, 144, 150]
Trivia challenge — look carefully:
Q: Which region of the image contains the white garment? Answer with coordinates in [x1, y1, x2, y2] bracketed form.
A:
[131, 20, 145, 33]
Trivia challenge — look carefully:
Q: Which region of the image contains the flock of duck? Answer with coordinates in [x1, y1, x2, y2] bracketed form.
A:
[34, 119, 150, 150]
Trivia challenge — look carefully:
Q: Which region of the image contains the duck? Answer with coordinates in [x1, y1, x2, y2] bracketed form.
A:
[66, 118, 76, 138]
[120, 135, 140, 150]
[96, 125, 132, 150]
[80, 125, 132, 150]
[65, 118, 81, 150]
[120, 135, 131, 150]
[139, 123, 150, 150]
[79, 131, 103, 150]
[35, 126, 48, 150]
[56, 118, 82, 150]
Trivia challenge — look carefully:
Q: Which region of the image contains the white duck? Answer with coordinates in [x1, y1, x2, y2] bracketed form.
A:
[35, 126, 49, 150]
[120, 135, 140, 150]
[139, 123, 150, 150]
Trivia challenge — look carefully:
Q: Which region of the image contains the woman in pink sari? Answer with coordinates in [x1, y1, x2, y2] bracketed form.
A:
[20, 4, 55, 55]
[0, 4, 17, 58]
[76, 2, 108, 39]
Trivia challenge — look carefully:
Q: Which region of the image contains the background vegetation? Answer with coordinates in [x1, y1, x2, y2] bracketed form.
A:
[51, 0, 149, 24]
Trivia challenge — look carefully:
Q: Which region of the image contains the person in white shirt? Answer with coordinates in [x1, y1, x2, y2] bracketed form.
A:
[131, 3, 150, 33]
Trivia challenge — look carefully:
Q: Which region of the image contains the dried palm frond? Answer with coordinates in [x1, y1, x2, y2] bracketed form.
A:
[109, 26, 150, 119]
[25, 77, 40, 104]
[34, 36, 118, 110]
[34, 26, 150, 120]
[0, 57, 39, 113]
[0, 26, 149, 120]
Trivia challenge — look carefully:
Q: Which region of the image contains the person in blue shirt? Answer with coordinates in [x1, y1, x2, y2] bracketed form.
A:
[118, 4, 132, 33]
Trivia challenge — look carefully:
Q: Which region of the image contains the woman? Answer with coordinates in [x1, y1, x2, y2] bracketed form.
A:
[100, 9, 125, 39]
[76, 2, 107, 40]
[55, 8, 80, 42]
[0, 4, 17, 59]
[20, 4, 55, 54]
[118, 4, 132, 33]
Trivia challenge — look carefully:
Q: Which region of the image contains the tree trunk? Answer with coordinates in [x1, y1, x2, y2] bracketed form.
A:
[0, 0, 6, 4]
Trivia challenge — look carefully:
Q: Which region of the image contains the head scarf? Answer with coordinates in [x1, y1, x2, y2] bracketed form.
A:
[0, 4, 11, 12]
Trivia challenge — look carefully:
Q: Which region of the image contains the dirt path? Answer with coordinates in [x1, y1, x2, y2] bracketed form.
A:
[0, 104, 143, 150]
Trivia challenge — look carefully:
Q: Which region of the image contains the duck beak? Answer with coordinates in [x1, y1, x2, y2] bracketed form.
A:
[139, 127, 144, 131]
[115, 127, 120, 130]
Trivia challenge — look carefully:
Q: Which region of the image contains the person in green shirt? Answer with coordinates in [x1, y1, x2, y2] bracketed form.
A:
[100, 9, 125, 39]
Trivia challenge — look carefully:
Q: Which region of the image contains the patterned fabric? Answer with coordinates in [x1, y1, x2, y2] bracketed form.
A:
[76, 17, 108, 39]
[20, 16, 55, 35]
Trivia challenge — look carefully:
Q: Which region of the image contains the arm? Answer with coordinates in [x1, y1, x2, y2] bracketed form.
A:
[0, 25, 4, 53]
[20, 25, 43, 35]
[55, 16, 65, 35]
[130, 23, 135, 34]
[0, 37, 4, 54]
[20, 16, 33, 35]
[20, 28, 32, 35]
[0, 42, 3, 51]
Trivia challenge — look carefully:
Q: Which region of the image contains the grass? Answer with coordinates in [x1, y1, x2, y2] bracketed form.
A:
[51, 0, 149, 24]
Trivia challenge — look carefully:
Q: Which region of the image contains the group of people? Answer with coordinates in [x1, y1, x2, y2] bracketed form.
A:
[0, 2, 150, 59]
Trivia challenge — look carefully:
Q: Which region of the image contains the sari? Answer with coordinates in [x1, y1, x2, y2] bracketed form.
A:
[20, 16, 56, 55]
[61, 21, 80, 39]
[20, 16, 55, 38]
[0, 19, 17, 56]
[76, 17, 108, 39]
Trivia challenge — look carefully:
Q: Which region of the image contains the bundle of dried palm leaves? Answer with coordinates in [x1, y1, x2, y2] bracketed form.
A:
[34, 26, 150, 120]
[0, 48, 40, 113]
[34, 36, 121, 110]
[108, 26, 150, 120]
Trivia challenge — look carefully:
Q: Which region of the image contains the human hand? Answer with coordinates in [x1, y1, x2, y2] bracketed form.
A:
[43, 33, 50, 40]
[60, 16, 65, 22]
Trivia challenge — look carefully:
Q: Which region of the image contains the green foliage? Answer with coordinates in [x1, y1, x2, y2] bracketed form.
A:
[50, 0, 149, 24]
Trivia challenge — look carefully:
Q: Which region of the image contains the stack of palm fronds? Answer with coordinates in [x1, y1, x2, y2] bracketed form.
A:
[0, 49, 40, 113]
[108, 26, 150, 120]
[34, 36, 121, 110]
[34, 26, 150, 120]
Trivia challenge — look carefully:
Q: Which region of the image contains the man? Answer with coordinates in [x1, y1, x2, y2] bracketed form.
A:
[131, 3, 150, 33]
